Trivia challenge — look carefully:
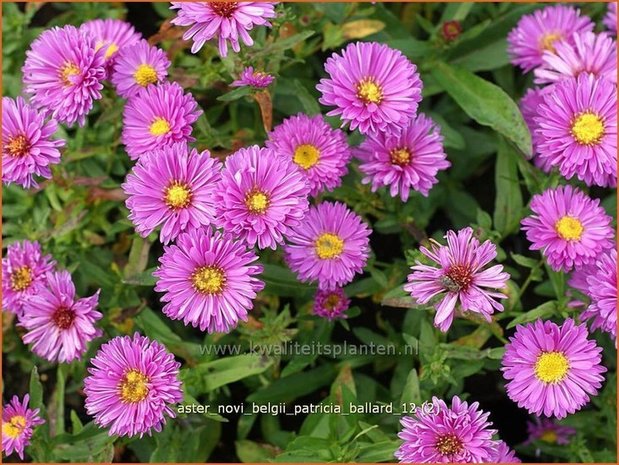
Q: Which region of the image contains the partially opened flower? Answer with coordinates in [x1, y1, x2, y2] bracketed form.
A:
[154, 227, 264, 333]
[502, 318, 606, 419]
[355, 113, 450, 201]
[23, 25, 107, 127]
[170, 2, 277, 56]
[84, 333, 183, 437]
[285, 201, 371, 290]
[2, 240, 55, 315]
[81, 18, 141, 70]
[317, 41, 423, 135]
[122, 143, 221, 244]
[313, 287, 350, 320]
[20, 270, 102, 363]
[581, 248, 617, 341]
[521, 185, 614, 272]
[488, 441, 521, 463]
[122, 82, 202, 160]
[604, 2, 617, 35]
[266, 113, 351, 196]
[524, 418, 576, 446]
[395, 395, 497, 463]
[231, 66, 274, 88]
[2, 395, 45, 460]
[111, 39, 170, 98]
[2, 96, 65, 188]
[404, 227, 509, 332]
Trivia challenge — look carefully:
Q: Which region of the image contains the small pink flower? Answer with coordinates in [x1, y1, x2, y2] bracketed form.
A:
[2, 394, 45, 460]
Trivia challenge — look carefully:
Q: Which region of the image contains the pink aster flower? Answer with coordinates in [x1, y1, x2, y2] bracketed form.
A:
[2, 240, 55, 316]
[535, 32, 617, 84]
[231, 66, 274, 88]
[507, 5, 594, 72]
[524, 418, 576, 446]
[317, 41, 423, 135]
[214, 145, 310, 250]
[581, 248, 617, 341]
[604, 2, 617, 35]
[170, 2, 277, 56]
[266, 113, 351, 196]
[313, 287, 350, 320]
[404, 227, 509, 333]
[502, 318, 606, 419]
[81, 18, 141, 71]
[535, 73, 617, 187]
[22, 25, 106, 127]
[519, 87, 552, 172]
[355, 113, 450, 201]
[284, 201, 371, 290]
[84, 333, 183, 438]
[488, 441, 521, 463]
[122, 143, 221, 245]
[2, 394, 45, 460]
[111, 39, 170, 98]
[2, 96, 65, 189]
[154, 227, 264, 333]
[395, 395, 497, 463]
[521, 185, 614, 272]
[121, 82, 202, 160]
[19, 270, 101, 363]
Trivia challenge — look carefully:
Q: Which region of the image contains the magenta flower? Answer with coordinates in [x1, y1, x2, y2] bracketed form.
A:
[111, 39, 170, 98]
[2, 240, 55, 316]
[266, 113, 351, 196]
[581, 248, 617, 341]
[524, 418, 576, 446]
[395, 395, 497, 463]
[502, 318, 606, 419]
[22, 25, 106, 127]
[2, 394, 45, 460]
[535, 32, 617, 84]
[121, 82, 202, 160]
[214, 145, 310, 250]
[284, 201, 371, 290]
[519, 87, 552, 172]
[535, 74, 617, 187]
[604, 2, 617, 35]
[84, 333, 183, 437]
[154, 227, 264, 333]
[231, 66, 274, 88]
[170, 2, 277, 56]
[404, 227, 509, 333]
[521, 185, 614, 272]
[122, 143, 221, 245]
[2, 96, 65, 189]
[81, 18, 141, 71]
[317, 41, 423, 135]
[355, 113, 450, 201]
[488, 441, 521, 463]
[313, 287, 350, 320]
[507, 5, 594, 72]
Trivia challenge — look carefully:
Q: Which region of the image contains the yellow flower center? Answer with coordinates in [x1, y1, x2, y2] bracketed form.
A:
[164, 182, 192, 209]
[119, 369, 150, 403]
[540, 32, 562, 52]
[435, 433, 463, 456]
[2, 415, 27, 439]
[534, 351, 570, 384]
[5, 134, 30, 157]
[540, 430, 558, 444]
[104, 42, 119, 59]
[245, 190, 270, 214]
[149, 117, 171, 136]
[315, 233, 345, 260]
[570, 112, 605, 146]
[192, 266, 226, 294]
[324, 293, 341, 310]
[10, 266, 33, 291]
[293, 144, 320, 170]
[555, 215, 584, 241]
[357, 78, 383, 104]
[60, 62, 80, 86]
[390, 147, 411, 166]
[134, 64, 158, 87]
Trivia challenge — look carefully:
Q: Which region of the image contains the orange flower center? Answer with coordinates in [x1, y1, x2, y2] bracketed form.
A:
[5, 134, 30, 157]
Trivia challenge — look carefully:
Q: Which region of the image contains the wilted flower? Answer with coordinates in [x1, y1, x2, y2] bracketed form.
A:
[2, 394, 45, 460]
[524, 417, 576, 446]
[111, 39, 170, 98]
[313, 287, 350, 320]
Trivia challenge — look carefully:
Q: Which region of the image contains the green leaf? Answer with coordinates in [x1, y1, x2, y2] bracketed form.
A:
[217, 86, 253, 102]
[400, 369, 421, 406]
[29, 366, 44, 409]
[507, 301, 557, 329]
[494, 136, 524, 237]
[248, 364, 337, 403]
[235, 439, 278, 462]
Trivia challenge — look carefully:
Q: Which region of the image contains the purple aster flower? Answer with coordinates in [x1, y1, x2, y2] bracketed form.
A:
[317, 41, 423, 135]
[501, 318, 606, 419]
[507, 5, 594, 72]
[170, 2, 277, 56]
[122, 143, 221, 245]
[214, 145, 310, 250]
[111, 39, 170, 98]
[284, 201, 371, 290]
[535, 32, 617, 85]
[581, 248, 617, 341]
[604, 2, 617, 35]
[519, 87, 552, 172]
[395, 395, 497, 463]
[154, 227, 264, 333]
[2, 394, 45, 460]
[230, 66, 274, 88]
[23, 25, 106, 127]
[313, 287, 350, 320]
[524, 418, 576, 446]
[266, 113, 351, 196]
[535, 73, 617, 187]
[2, 96, 65, 189]
[521, 185, 614, 272]
[19, 270, 101, 363]
[404, 227, 509, 333]
[488, 441, 521, 463]
[354, 113, 450, 201]
[84, 333, 183, 437]
[2, 240, 55, 316]
[81, 18, 141, 71]
[121, 82, 202, 160]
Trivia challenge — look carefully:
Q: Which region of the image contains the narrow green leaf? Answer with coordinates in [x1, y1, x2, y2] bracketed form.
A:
[494, 137, 524, 237]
